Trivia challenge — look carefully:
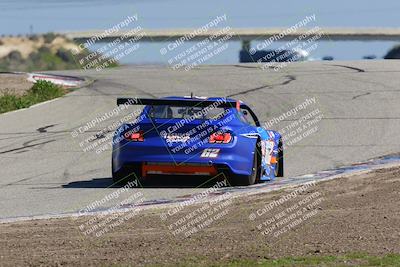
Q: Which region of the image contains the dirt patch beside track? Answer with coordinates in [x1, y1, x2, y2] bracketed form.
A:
[0, 166, 399, 266]
[0, 73, 32, 95]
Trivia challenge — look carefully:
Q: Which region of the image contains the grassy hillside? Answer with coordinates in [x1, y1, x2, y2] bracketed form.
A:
[0, 33, 118, 71]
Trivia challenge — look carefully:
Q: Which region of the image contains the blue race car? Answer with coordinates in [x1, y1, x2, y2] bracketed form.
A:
[112, 96, 283, 186]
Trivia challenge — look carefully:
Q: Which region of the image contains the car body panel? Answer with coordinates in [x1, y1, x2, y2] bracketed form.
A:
[112, 96, 282, 182]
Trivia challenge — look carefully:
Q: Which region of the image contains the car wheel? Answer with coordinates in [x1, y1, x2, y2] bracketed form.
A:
[276, 140, 284, 177]
[112, 162, 141, 186]
[230, 148, 258, 186]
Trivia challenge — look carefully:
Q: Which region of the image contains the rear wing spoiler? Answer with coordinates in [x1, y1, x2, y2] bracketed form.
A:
[117, 98, 237, 108]
[117, 97, 260, 126]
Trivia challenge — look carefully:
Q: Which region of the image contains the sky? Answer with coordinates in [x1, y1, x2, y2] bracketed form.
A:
[1, 0, 399, 63]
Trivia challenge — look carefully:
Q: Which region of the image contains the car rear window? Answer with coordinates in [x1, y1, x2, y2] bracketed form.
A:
[147, 105, 227, 120]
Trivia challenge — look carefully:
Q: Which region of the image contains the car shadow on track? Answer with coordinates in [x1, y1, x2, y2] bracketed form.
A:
[62, 175, 226, 189]
[62, 178, 115, 188]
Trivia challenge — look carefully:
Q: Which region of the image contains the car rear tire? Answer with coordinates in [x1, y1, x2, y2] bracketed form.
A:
[112, 162, 141, 186]
[229, 148, 258, 186]
[276, 140, 284, 177]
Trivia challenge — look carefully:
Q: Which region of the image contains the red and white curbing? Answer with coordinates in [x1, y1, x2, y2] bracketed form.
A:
[27, 73, 86, 88]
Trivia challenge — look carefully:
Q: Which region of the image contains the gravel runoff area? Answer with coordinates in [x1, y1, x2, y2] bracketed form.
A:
[0, 165, 399, 266]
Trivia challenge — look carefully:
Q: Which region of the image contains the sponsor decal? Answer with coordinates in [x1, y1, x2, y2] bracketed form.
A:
[165, 133, 191, 143]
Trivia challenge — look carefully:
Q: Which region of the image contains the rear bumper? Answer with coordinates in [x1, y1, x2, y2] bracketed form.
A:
[112, 137, 257, 176]
[142, 162, 218, 177]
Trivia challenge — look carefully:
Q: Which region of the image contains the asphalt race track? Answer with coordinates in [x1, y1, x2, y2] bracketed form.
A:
[1, 60, 400, 220]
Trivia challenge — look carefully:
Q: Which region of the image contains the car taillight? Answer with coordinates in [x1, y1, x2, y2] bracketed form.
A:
[124, 130, 144, 142]
[209, 132, 232, 144]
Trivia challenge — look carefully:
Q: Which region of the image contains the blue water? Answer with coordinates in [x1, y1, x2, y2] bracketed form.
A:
[1, 0, 399, 63]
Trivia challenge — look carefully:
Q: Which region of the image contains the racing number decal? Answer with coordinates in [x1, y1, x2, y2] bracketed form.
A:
[263, 140, 275, 164]
[201, 148, 220, 158]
